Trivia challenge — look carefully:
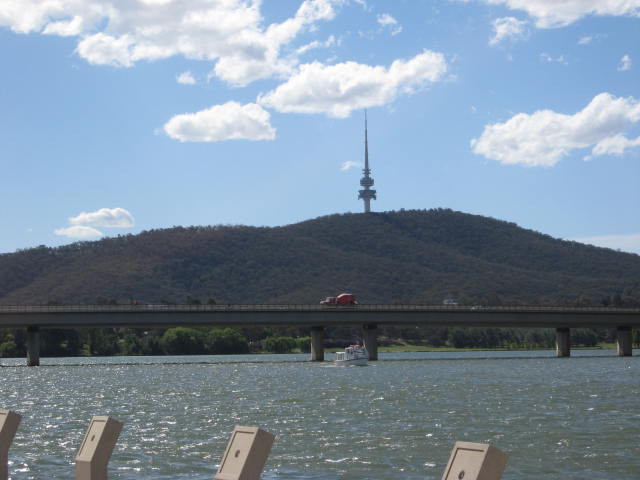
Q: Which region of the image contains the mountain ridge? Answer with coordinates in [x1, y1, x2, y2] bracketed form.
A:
[1, 209, 639, 306]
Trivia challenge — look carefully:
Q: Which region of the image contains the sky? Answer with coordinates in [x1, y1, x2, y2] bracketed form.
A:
[1, 0, 639, 255]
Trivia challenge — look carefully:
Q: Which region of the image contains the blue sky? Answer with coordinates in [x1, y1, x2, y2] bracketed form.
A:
[1, 0, 639, 254]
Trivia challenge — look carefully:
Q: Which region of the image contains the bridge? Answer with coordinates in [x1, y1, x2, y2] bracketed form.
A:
[1, 304, 639, 366]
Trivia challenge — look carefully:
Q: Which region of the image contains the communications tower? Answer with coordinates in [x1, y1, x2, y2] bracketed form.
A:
[358, 111, 376, 213]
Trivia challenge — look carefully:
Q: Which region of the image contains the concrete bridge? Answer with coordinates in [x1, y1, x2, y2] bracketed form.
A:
[1, 304, 639, 366]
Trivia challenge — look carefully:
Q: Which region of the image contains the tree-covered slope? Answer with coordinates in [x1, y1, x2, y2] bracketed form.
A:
[1, 209, 639, 306]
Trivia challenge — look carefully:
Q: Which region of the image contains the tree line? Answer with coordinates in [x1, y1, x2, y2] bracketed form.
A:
[2, 324, 638, 358]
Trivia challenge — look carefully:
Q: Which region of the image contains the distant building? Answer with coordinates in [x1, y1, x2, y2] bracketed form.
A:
[443, 299, 458, 306]
[358, 111, 376, 213]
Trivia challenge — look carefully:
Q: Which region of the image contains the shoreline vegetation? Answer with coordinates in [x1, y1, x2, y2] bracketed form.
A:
[0, 322, 632, 359]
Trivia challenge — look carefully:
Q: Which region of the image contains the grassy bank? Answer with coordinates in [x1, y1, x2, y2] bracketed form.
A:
[372, 343, 618, 353]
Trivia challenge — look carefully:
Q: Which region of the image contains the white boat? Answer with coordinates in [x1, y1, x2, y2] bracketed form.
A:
[335, 345, 368, 366]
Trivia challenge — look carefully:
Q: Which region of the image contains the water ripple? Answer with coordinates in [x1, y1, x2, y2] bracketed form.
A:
[0, 351, 638, 479]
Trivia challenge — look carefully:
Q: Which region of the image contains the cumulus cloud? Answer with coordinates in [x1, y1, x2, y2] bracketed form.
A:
[54, 207, 134, 239]
[42, 15, 85, 36]
[341, 160, 362, 171]
[574, 233, 640, 255]
[0, 0, 342, 86]
[69, 207, 135, 227]
[177, 71, 196, 85]
[377, 13, 402, 36]
[54, 225, 103, 239]
[471, 93, 640, 167]
[479, 0, 640, 28]
[618, 54, 632, 71]
[489, 17, 527, 45]
[258, 49, 448, 118]
[164, 101, 276, 142]
[589, 134, 640, 159]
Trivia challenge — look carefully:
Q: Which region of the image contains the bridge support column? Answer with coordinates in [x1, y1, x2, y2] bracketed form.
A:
[555, 328, 570, 357]
[616, 326, 632, 356]
[310, 326, 324, 361]
[362, 324, 378, 361]
[26, 326, 40, 367]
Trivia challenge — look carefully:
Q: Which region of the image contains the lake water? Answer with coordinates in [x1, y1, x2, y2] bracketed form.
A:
[1, 350, 638, 479]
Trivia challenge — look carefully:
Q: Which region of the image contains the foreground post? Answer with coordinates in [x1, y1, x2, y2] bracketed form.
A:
[616, 326, 633, 356]
[310, 326, 324, 361]
[555, 327, 570, 357]
[215, 426, 275, 480]
[362, 323, 378, 361]
[0, 410, 21, 480]
[26, 326, 40, 367]
[75, 416, 123, 480]
[441, 441, 508, 480]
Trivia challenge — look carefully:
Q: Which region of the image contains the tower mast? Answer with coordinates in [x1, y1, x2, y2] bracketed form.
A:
[358, 110, 376, 213]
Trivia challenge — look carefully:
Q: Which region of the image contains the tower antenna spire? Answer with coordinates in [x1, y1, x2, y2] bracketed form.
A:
[364, 110, 369, 174]
[358, 109, 376, 213]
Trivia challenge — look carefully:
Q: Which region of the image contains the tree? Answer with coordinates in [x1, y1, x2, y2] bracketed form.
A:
[89, 329, 120, 356]
[206, 328, 249, 354]
[448, 328, 472, 348]
[572, 329, 599, 347]
[262, 336, 297, 353]
[0, 334, 19, 357]
[162, 327, 206, 354]
[296, 337, 311, 353]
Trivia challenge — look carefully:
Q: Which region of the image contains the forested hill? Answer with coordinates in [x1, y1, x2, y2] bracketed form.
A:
[1, 209, 640, 306]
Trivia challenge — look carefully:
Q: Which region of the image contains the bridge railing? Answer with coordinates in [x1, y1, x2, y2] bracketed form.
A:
[1, 304, 639, 314]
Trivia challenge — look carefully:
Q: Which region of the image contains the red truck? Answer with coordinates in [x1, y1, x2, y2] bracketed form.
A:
[320, 293, 358, 305]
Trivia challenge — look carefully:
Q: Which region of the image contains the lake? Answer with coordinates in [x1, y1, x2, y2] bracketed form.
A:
[1, 350, 638, 479]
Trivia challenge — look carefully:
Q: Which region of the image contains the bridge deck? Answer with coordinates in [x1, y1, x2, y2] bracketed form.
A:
[1, 305, 639, 328]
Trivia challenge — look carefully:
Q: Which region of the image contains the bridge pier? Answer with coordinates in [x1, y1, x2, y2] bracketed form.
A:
[310, 326, 324, 361]
[616, 326, 632, 356]
[555, 327, 570, 357]
[26, 326, 40, 367]
[362, 324, 378, 361]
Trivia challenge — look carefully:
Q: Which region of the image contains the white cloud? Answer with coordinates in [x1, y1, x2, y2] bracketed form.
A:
[480, 0, 640, 28]
[377, 13, 402, 35]
[76, 32, 135, 67]
[618, 54, 632, 71]
[574, 233, 640, 255]
[54, 225, 103, 239]
[176, 71, 196, 85]
[489, 17, 527, 45]
[69, 207, 135, 227]
[589, 134, 640, 158]
[164, 101, 276, 142]
[42, 15, 85, 36]
[341, 160, 362, 170]
[471, 92, 640, 167]
[353, 0, 370, 10]
[258, 49, 448, 118]
[296, 35, 336, 55]
[539, 52, 568, 65]
[0, 0, 343, 86]
[578, 33, 607, 45]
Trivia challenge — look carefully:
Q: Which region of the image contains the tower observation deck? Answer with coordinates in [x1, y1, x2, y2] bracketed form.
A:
[358, 111, 376, 213]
